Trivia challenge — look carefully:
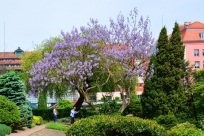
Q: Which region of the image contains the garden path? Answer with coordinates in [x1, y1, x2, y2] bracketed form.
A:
[6, 124, 46, 136]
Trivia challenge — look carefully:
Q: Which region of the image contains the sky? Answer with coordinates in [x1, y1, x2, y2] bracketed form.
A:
[0, 0, 204, 52]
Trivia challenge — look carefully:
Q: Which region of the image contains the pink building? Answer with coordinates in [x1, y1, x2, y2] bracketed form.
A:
[136, 21, 204, 96]
[181, 21, 204, 69]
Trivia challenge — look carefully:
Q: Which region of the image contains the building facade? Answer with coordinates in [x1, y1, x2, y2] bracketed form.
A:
[181, 21, 204, 69]
[0, 47, 23, 71]
[135, 21, 204, 95]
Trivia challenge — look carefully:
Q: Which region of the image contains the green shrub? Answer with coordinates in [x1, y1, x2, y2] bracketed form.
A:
[156, 112, 178, 130]
[114, 97, 120, 102]
[167, 122, 202, 136]
[98, 97, 119, 115]
[46, 122, 68, 131]
[38, 91, 47, 109]
[0, 95, 21, 127]
[122, 95, 142, 117]
[0, 71, 33, 128]
[32, 116, 43, 125]
[0, 124, 12, 136]
[122, 89, 142, 117]
[57, 99, 74, 109]
[18, 103, 33, 128]
[67, 115, 166, 136]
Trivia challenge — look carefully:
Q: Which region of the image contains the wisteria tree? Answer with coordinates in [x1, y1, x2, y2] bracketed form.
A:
[29, 8, 154, 112]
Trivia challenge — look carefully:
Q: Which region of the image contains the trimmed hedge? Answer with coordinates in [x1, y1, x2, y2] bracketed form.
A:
[67, 115, 166, 136]
[0, 124, 12, 136]
[32, 108, 98, 121]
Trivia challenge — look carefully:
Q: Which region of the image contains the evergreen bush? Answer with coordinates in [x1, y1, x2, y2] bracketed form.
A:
[0, 124, 12, 136]
[155, 112, 178, 130]
[38, 91, 47, 109]
[0, 95, 21, 127]
[167, 122, 201, 136]
[67, 115, 166, 136]
[0, 71, 33, 128]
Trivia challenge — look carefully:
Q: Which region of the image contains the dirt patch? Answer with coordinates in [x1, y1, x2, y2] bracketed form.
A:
[29, 128, 66, 136]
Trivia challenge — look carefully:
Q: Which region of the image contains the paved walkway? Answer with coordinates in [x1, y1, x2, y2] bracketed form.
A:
[6, 124, 46, 136]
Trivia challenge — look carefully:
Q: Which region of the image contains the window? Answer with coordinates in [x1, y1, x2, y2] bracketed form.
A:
[203, 49, 204, 56]
[203, 61, 204, 68]
[194, 49, 199, 56]
[195, 61, 200, 69]
[200, 32, 204, 39]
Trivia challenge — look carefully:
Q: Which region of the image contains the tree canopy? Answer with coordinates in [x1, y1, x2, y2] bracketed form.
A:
[29, 7, 154, 111]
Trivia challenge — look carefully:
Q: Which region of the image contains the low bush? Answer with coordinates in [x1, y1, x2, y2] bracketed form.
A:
[98, 97, 120, 115]
[0, 124, 12, 136]
[18, 103, 33, 128]
[155, 112, 178, 130]
[32, 116, 43, 125]
[46, 122, 68, 131]
[122, 96, 142, 117]
[114, 96, 120, 102]
[57, 99, 74, 109]
[0, 95, 21, 127]
[67, 115, 166, 136]
[167, 122, 202, 136]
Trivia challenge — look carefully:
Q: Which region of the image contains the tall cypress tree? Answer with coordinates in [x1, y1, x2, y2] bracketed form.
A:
[142, 23, 189, 120]
[165, 22, 188, 120]
[141, 27, 169, 118]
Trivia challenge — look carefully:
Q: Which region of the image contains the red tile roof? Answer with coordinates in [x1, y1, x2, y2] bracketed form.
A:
[0, 52, 21, 59]
[179, 21, 204, 42]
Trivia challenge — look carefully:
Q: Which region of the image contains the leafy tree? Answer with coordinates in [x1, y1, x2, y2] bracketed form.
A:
[0, 71, 33, 128]
[29, 8, 153, 112]
[142, 23, 189, 120]
[21, 37, 63, 109]
[192, 69, 204, 114]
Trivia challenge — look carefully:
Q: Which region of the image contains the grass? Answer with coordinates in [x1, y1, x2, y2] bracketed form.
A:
[45, 122, 68, 131]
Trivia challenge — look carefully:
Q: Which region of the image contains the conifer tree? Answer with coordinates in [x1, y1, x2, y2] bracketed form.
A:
[0, 71, 33, 128]
[141, 27, 169, 118]
[142, 23, 189, 120]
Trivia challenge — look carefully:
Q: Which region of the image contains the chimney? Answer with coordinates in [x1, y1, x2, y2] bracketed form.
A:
[184, 22, 191, 28]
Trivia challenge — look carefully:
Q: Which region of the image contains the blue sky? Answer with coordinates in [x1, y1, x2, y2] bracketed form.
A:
[0, 0, 204, 52]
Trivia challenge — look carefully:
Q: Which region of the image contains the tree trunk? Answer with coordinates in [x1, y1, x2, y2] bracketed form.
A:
[117, 84, 130, 113]
[74, 91, 84, 111]
[74, 90, 96, 111]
